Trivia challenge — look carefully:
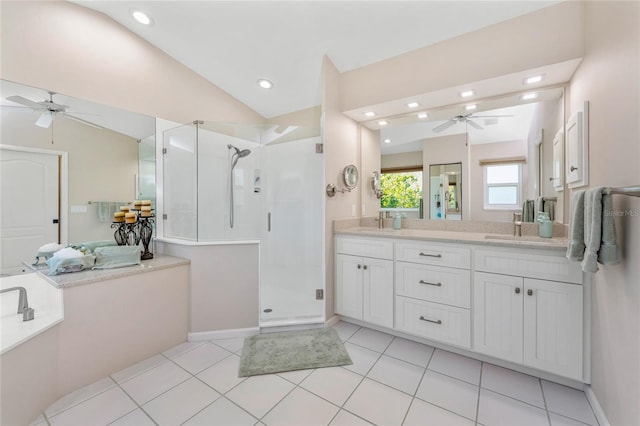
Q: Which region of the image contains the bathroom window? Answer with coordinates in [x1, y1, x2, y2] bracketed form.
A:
[483, 163, 522, 209]
[380, 168, 423, 209]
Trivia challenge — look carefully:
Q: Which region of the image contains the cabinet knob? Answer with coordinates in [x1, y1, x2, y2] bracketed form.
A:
[515, 287, 521, 294]
[357, 264, 361, 269]
[527, 289, 533, 296]
[363, 265, 368, 270]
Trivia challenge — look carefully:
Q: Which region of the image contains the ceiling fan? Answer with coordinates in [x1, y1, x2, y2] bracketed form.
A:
[4, 91, 97, 129]
[432, 113, 513, 133]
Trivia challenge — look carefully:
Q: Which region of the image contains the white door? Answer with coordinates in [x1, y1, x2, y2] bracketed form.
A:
[473, 272, 524, 363]
[1, 149, 59, 274]
[335, 254, 363, 320]
[523, 278, 583, 380]
[363, 257, 394, 328]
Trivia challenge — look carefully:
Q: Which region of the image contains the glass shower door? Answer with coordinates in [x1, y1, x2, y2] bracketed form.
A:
[260, 136, 324, 326]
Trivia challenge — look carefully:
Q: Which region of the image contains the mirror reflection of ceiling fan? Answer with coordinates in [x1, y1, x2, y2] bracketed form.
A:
[4, 91, 98, 129]
[433, 113, 514, 133]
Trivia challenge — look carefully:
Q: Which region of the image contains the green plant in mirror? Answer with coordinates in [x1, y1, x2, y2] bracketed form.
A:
[380, 172, 422, 208]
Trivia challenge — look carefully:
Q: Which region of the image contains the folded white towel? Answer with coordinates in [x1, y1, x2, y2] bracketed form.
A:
[566, 190, 586, 261]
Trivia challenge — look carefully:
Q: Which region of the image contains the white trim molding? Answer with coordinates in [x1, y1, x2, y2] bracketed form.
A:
[188, 327, 259, 342]
[584, 385, 610, 426]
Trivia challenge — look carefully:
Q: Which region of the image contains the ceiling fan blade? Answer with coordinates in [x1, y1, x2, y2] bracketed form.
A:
[433, 120, 456, 133]
[471, 114, 515, 118]
[7, 95, 44, 110]
[35, 113, 53, 128]
[466, 119, 483, 130]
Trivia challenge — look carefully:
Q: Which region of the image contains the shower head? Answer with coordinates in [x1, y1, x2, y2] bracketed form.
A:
[237, 149, 251, 158]
[228, 144, 251, 168]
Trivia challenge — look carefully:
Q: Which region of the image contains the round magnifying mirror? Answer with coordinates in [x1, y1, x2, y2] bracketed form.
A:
[343, 164, 359, 189]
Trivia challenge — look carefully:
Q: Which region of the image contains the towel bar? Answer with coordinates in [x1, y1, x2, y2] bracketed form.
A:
[608, 185, 640, 197]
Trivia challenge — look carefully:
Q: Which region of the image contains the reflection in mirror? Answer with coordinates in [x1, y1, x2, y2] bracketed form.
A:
[374, 87, 564, 222]
[0, 79, 155, 272]
[429, 163, 462, 220]
[343, 164, 359, 189]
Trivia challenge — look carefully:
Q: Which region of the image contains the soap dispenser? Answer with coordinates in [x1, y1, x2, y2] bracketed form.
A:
[538, 212, 553, 238]
[393, 212, 402, 230]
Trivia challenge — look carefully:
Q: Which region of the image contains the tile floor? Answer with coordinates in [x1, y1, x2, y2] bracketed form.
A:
[32, 321, 599, 426]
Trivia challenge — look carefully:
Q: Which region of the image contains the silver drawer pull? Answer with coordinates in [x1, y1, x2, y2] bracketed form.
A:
[419, 252, 442, 258]
[419, 280, 442, 287]
[419, 316, 442, 325]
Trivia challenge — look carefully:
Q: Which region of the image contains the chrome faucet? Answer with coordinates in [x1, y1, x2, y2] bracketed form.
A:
[0, 286, 35, 321]
[513, 212, 523, 237]
[375, 211, 385, 229]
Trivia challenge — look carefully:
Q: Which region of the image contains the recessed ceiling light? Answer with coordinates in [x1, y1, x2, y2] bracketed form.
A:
[521, 93, 538, 101]
[407, 102, 420, 108]
[378, 120, 388, 126]
[384, 138, 391, 144]
[364, 111, 376, 117]
[460, 90, 474, 98]
[465, 104, 477, 111]
[132, 10, 153, 25]
[257, 79, 274, 89]
[418, 112, 428, 119]
[524, 75, 544, 85]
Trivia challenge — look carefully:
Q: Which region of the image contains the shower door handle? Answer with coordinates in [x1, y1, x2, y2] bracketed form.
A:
[267, 212, 271, 232]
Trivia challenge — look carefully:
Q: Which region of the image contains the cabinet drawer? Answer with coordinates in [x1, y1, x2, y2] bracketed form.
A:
[396, 262, 470, 308]
[395, 296, 470, 348]
[474, 249, 582, 284]
[336, 236, 393, 259]
[395, 241, 470, 269]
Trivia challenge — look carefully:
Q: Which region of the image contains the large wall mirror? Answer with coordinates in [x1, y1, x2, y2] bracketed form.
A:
[0, 79, 155, 273]
[371, 86, 564, 223]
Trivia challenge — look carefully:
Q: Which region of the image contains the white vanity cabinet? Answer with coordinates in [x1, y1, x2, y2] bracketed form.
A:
[335, 236, 394, 328]
[473, 249, 584, 381]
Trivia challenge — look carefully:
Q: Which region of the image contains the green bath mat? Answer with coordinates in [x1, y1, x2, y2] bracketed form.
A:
[238, 328, 353, 377]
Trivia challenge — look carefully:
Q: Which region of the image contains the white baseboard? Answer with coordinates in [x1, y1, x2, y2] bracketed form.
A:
[325, 315, 341, 327]
[584, 385, 610, 426]
[188, 327, 259, 341]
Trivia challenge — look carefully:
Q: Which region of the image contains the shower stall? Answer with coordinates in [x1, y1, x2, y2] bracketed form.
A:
[162, 121, 324, 327]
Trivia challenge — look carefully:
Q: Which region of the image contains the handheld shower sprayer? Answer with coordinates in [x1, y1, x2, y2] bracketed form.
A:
[227, 144, 252, 228]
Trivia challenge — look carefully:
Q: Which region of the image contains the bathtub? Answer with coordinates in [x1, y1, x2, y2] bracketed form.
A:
[1, 272, 63, 355]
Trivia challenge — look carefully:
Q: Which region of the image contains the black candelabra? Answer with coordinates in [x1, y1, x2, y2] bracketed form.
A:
[111, 213, 155, 260]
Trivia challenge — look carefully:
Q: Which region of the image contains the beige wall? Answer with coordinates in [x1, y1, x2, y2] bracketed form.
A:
[381, 151, 422, 170]
[1, 108, 138, 243]
[0, 1, 263, 125]
[568, 2, 640, 425]
[361, 126, 381, 217]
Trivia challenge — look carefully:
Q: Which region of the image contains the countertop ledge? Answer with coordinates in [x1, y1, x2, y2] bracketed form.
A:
[335, 227, 569, 250]
[25, 255, 191, 289]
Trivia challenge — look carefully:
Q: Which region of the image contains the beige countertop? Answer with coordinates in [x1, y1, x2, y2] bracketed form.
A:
[25, 254, 190, 289]
[335, 226, 569, 250]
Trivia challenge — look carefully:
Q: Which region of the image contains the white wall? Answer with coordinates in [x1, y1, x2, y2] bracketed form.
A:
[568, 2, 640, 425]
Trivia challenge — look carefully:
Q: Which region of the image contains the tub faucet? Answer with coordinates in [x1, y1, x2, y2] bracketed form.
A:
[513, 212, 523, 237]
[0, 286, 35, 321]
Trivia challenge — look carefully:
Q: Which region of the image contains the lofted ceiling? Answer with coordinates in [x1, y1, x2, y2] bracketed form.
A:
[72, 1, 562, 119]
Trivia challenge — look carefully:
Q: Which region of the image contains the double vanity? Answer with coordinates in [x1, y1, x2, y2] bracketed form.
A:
[334, 224, 588, 384]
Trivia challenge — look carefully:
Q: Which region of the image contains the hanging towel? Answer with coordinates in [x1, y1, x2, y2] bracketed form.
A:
[535, 197, 544, 219]
[522, 200, 535, 222]
[97, 202, 111, 222]
[599, 189, 621, 266]
[566, 190, 586, 261]
[544, 200, 556, 221]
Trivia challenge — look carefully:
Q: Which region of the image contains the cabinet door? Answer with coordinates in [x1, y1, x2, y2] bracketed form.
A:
[524, 279, 583, 380]
[335, 254, 363, 320]
[552, 129, 564, 191]
[566, 110, 583, 184]
[473, 272, 523, 364]
[363, 258, 394, 328]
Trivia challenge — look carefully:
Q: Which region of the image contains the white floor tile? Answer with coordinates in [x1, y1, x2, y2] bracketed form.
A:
[342, 342, 381, 376]
[277, 368, 314, 384]
[415, 370, 479, 421]
[45, 376, 116, 417]
[212, 337, 246, 353]
[111, 354, 167, 384]
[404, 398, 475, 426]
[481, 363, 545, 408]
[262, 387, 339, 426]
[183, 397, 257, 426]
[427, 349, 482, 385]
[331, 321, 361, 342]
[197, 354, 246, 394]
[226, 374, 295, 418]
[110, 408, 155, 426]
[300, 366, 363, 406]
[344, 378, 412, 426]
[478, 389, 549, 426]
[549, 412, 593, 426]
[367, 355, 425, 395]
[162, 341, 206, 359]
[172, 343, 232, 374]
[143, 377, 220, 425]
[120, 361, 191, 405]
[542, 381, 598, 425]
[329, 410, 373, 425]
[49, 387, 136, 426]
[384, 337, 434, 368]
[347, 327, 394, 353]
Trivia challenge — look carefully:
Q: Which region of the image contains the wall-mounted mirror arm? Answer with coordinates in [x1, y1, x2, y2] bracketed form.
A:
[326, 164, 359, 197]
